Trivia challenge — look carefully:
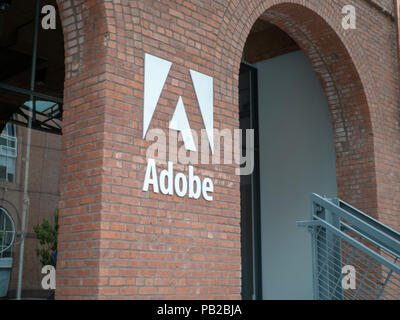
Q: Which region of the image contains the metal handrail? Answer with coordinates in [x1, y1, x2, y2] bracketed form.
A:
[310, 217, 400, 275]
[310, 193, 400, 256]
[298, 193, 400, 300]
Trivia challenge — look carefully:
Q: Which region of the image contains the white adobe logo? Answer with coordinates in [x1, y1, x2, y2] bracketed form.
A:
[143, 53, 214, 153]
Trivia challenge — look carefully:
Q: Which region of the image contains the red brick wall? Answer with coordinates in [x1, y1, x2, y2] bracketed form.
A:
[55, 0, 400, 299]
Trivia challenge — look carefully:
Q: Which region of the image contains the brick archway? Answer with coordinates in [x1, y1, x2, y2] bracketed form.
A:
[218, 1, 378, 217]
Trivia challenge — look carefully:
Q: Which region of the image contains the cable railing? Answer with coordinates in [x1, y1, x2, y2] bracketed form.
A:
[297, 193, 400, 300]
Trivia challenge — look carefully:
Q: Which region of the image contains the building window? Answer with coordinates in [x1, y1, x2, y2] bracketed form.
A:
[0, 207, 15, 259]
[0, 122, 17, 183]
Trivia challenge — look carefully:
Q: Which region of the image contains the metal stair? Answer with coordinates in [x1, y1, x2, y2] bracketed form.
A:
[298, 193, 400, 300]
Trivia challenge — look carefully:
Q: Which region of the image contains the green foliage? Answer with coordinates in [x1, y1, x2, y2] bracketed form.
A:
[33, 208, 59, 267]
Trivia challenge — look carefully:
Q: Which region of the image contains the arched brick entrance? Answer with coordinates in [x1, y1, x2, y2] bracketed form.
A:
[218, 1, 400, 232]
[219, 1, 378, 217]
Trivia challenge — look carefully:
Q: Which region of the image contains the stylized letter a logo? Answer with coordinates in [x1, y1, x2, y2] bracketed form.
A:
[143, 53, 214, 153]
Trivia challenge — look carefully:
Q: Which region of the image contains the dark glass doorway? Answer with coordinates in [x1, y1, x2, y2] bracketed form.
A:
[239, 63, 262, 300]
